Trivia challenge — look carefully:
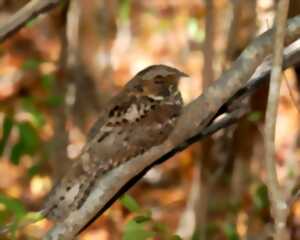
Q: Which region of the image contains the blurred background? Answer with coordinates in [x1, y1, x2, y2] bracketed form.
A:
[0, 0, 300, 239]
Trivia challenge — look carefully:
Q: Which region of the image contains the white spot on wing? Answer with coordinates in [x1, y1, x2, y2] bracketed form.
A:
[124, 104, 140, 121]
[102, 125, 113, 131]
[148, 95, 164, 101]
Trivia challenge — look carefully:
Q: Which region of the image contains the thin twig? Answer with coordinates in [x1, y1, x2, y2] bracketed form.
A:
[0, 0, 61, 42]
[264, 1, 290, 240]
[203, 0, 215, 87]
[192, 1, 215, 239]
[224, 0, 241, 62]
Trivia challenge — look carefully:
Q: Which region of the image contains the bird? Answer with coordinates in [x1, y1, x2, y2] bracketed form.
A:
[43, 64, 188, 222]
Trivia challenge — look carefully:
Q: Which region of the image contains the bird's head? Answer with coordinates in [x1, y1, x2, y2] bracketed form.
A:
[127, 64, 188, 100]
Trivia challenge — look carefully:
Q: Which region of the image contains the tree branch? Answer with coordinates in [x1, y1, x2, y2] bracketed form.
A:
[0, 0, 61, 42]
[224, 38, 300, 111]
[264, 1, 290, 239]
[45, 16, 300, 240]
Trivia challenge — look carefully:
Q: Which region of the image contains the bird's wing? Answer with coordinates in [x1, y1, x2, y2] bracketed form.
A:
[44, 95, 181, 221]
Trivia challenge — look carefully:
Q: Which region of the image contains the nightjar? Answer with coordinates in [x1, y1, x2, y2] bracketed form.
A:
[43, 64, 188, 221]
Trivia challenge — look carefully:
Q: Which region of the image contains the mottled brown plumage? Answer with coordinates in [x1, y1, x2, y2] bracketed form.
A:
[43, 64, 188, 221]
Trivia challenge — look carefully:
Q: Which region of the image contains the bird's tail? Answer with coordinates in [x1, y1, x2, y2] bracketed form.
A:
[0, 211, 45, 236]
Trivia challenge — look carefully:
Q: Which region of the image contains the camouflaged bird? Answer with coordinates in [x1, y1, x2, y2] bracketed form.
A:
[43, 64, 188, 221]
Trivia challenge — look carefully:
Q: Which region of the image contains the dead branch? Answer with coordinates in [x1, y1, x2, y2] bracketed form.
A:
[44, 16, 300, 240]
[0, 0, 61, 42]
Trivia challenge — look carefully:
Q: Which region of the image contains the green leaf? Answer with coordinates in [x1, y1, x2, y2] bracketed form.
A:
[153, 222, 168, 234]
[45, 95, 63, 107]
[18, 122, 39, 155]
[191, 230, 200, 240]
[0, 208, 10, 224]
[21, 58, 42, 71]
[0, 194, 26, 221]
[27, 164, 40, 177]
[187, 17, 204, 43]
[119, 0, 131, 23]
[123, 220, 155, 240]
[41, 74, 56, 91]
[23, 211, 44, 223]
[21, 98, 45, 128]
[59, 0, 69, 8]
[133, 214, 151, 224]
[10, 142, 24, 165]
[26, 17, 37, 27]
[253, 183, 269, 210]
[0, 195, 43, 238]
[31, 110, 45, 128]
[223, 223, 239, 240]
[247, 111, 262, 122]
[10, 121, 40, 165]
[171, 235, 183, 240]
[21, 97, 34, 110]
[120, 194, 140, 212]
[0, 115, 13, 155]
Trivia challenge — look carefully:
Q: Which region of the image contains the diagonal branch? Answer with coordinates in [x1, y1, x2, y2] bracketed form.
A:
[224, 38, 300, 111]
[0, 0, 61, 42]
[45, 16, 300, 240]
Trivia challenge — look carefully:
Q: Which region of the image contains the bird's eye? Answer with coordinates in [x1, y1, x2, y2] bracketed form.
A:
[154, 78, 164, 84]
[134, 85, 143, 92]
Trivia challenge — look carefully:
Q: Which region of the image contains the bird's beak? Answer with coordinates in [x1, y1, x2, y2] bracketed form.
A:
[178, 71, 189, 78]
